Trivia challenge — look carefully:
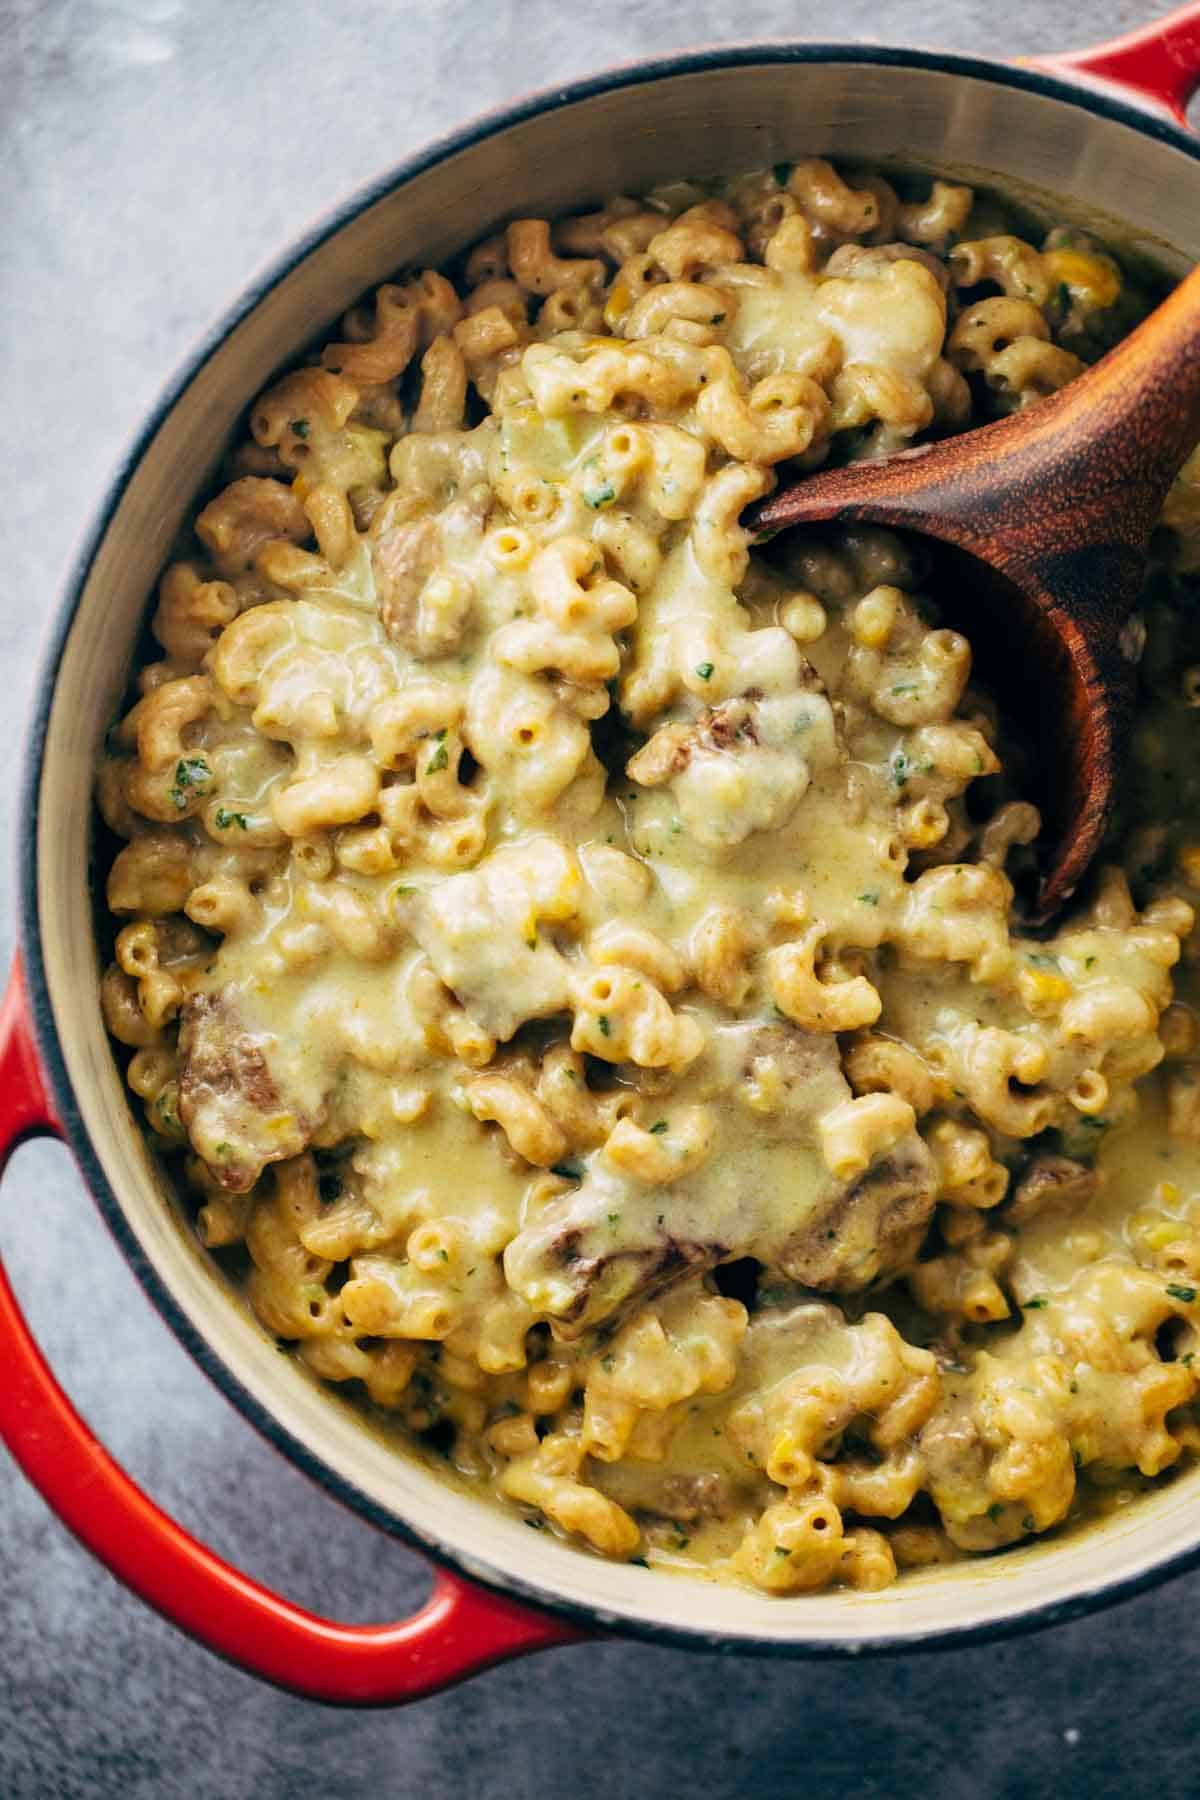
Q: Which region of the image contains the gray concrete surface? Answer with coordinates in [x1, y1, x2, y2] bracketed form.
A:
[3, 1, 1196, 1794]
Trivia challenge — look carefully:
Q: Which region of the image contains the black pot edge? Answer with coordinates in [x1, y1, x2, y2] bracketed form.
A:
[16, 38, 1200, 1675]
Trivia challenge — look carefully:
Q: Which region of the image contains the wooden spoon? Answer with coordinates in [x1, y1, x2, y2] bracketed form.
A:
[748, 263, 1200, 919]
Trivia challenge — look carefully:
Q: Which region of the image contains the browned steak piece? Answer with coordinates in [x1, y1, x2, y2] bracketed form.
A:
[779, 1135, 938, 1291]
[177, 993, 321, 1192]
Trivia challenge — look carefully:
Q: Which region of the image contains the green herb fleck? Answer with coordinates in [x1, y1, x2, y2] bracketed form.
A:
[600, 1353, 615, 1373]
[649, 1120, 668, 1135]
[169, 755, 212, 810]
[551, 1163, 581, 1181]
[773, 161, 793, 187]
[987, 1502, 1004, 1522]
[890, 682, 920, 695]
[889, 748, 912, 790]
[598, 1014, 611, 1037]
[1023, 1296, 1049, 1309]
[858, 890, 880, 907]
[709, 313, 725, 326]
[213, 807, 249, 831]
[291, 418, 310, 439]
[696, 661, 714, 681]
[607, 1211, 620, 1232]
[630, 1556, 649, 1568]
[426, 729, 449, 774]
[1168, 1283, 1198, 1303]
[1028, 953, 1059, 970]
[1084, 955, 1097, 970]
[437, 1249, 449, 1263]
[584, 480, 616, 510]
[1054, 281, 1071, 314]
[1182, 1352, 1196, 1368]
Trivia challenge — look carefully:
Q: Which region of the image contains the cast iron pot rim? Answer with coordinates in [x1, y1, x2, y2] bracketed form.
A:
[19, 38, 1200, 1661]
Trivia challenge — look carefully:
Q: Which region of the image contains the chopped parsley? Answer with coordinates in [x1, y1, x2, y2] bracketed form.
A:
[169, 755, 212, 810]
[426, 729, 449, 774]
[213, 807, 249, 831]
[889, 748, 913, 789]
[649, 1120, 668, 1135]
[987, 1502, 1004, 1522]
[857, 890, 880, 907]
[1022, 1295, 1048, 1309]
[290, 418, 310, 438]
[550, 1162, 581, 1182]
[1027, 953, 1059, 970]
[607, 1211, 621, 1232]
[695, 661, 714, 681]
[890, 682, 920, 695]
[584, 480, 616, 510]
[1167, 1284, 1197, 1304]
[598, 1014, 611, 1037]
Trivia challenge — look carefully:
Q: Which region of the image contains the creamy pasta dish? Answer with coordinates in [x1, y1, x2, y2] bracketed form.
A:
[96, 159, 1200, 1594]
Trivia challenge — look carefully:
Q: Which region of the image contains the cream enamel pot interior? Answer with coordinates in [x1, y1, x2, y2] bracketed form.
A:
[7, 9, 1200, 1705]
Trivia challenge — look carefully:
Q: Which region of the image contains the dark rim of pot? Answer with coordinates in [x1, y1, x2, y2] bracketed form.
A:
[18, 41, 1200, 1670]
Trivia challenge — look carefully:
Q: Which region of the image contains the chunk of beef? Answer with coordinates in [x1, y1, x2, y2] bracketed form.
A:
[780, 1134, 937, 1291]
[371, 515, 439, 648]
[1002, 1153, 1098, 1228]
[178, 993, 322, 1192]
[626, 684, 838, 851]
[503, 1161, 729, 1340]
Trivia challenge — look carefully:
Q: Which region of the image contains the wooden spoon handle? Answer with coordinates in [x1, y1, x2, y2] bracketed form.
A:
[753, 261, 1200, 588]
[1033, 258, 1200, 500]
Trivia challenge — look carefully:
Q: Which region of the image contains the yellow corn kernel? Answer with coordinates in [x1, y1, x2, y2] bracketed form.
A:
[850, 587, 900, 649]
[1043, 248, 1120, 310]
[603, 278, 634, 329]
[1017, 966, 1071, 1012]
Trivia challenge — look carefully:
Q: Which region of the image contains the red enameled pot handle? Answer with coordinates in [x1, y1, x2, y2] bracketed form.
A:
[1032, 2, 1200, 127]
[0, 958, 584, 1704]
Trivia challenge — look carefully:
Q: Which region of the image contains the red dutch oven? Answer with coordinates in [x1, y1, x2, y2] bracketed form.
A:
[6, 5, 1200, 1707]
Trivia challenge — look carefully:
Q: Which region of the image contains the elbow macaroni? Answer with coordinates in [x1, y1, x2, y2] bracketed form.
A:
[96, 158, 1200, 1596]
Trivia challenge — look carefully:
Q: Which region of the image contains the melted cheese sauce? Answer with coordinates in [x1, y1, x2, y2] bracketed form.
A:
[96, 163, 1200, 1595]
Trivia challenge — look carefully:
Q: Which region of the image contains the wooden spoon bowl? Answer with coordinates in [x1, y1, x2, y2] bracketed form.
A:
[748, 263, 1200, 917]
